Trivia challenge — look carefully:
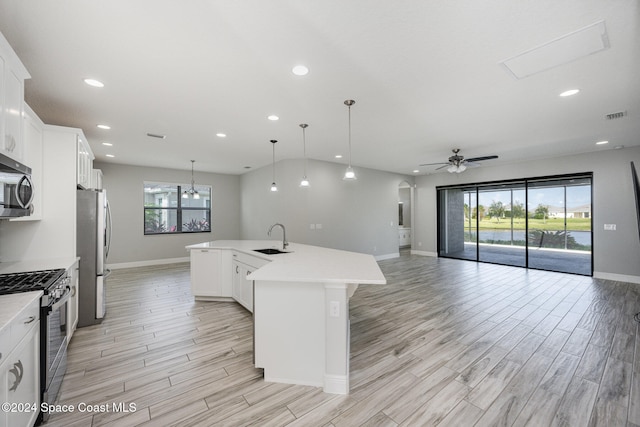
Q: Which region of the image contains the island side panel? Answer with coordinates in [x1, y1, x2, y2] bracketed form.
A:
[254, 280, 325, 387]
[323, 283, 354, 394]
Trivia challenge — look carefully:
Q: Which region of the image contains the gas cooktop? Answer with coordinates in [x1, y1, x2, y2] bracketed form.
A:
[0, 269, 66, 295]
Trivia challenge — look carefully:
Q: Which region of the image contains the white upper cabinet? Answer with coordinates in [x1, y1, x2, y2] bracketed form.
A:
[11, 103, 44, 221]
[76, 133, 94, 189]
[0, 31, 30, 162]
[91, 168, 103, 190]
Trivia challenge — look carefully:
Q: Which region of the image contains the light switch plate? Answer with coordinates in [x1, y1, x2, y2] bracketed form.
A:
[329, 301, 340, 317]
[604, 224, 616, 231]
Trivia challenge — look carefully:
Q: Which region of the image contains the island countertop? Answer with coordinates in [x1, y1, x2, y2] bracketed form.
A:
[185, 240, 386, 285]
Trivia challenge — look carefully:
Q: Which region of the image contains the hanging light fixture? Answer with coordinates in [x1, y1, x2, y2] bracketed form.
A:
[343, 99, 357, 180]
[270, 140, 278, 192]
[182, 160, 200, 199]
[299, 124, 310, 187]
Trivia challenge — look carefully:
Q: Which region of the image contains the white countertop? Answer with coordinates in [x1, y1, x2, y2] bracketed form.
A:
[0, 291, 42, 335]
[186, 240, 386, 285]
[0, 257, 79, 274]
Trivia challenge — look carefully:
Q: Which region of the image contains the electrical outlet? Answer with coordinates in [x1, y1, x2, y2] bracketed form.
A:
[316, 224, 323, 229]
[310, 224, 316, 230]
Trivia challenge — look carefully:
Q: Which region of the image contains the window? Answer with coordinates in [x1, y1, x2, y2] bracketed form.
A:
[144, 182, 211, 234]
[437, 173, 592, 276]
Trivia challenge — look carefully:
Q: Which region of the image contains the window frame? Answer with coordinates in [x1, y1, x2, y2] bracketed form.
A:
[143, 181, 212, 235]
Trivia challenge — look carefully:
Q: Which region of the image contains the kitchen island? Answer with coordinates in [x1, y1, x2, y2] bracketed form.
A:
[185, 240, 386, 394]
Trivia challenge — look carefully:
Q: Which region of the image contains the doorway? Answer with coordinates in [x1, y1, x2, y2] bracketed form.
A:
[398, 182, 412, 251]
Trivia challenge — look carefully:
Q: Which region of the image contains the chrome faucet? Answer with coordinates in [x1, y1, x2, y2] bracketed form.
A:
[268, 223, 288, 250]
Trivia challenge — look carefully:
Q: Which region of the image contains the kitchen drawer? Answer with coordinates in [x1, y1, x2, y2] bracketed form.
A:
[10, 298, 40, 350]
[232, 251, 270, 270]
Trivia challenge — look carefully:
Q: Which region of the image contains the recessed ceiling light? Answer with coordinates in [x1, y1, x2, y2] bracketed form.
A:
[84, 78, 104, 88]
[595, 140, 609, 145]
[335, 154, 343, 159]
[292, 65, 309, 76]
[614, 145, 625, 150]
[102, 142, 113, 146]
[216, 133, 227, 138]
[106, 154, 115, 158]
[559, 89, 580, 97]
[267, 115, 279, 121]
[413, 169, 420, 173]
[97, 124, 111, 130]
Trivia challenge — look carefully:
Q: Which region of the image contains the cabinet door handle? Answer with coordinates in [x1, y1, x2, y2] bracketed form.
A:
[246, 270, 251, 277]
[236, 265, 239, 274]
[24, 315, 36, 324]
[9, 360, 24, 392]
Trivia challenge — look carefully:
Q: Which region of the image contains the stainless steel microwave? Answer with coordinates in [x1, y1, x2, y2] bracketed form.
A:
[0, 152, 34, 218]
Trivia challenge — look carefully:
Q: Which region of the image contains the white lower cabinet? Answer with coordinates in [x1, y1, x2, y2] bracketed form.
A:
[232, 260, 255, 313]
[0, 298, 40, 427]
[190, 249, 232, 298]
[189, 248, 269, 311]
[232, 252, 269, 313]
[67, 261, 80, 340]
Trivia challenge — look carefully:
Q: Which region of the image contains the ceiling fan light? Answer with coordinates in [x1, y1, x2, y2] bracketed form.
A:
[447, 165, 457, 173]
[457, 164, 467, 173]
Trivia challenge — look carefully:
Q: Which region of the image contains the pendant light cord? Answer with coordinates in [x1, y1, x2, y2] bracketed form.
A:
[301, 124, 308, 175]
[347, 104, 352, 167]
[344, 100, 355, 168]
[191, 160, 195, 190]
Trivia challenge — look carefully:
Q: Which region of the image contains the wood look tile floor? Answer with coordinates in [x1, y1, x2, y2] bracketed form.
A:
[44, 254, 640, 426]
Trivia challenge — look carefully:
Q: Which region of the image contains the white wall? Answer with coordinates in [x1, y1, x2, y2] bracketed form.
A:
[414, 146, 640, 281]
[240, 158, 414, 258]
[95, 162, 241, 267]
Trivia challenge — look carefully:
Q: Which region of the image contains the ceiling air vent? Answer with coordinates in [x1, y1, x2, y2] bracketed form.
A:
[146, 132, 166, 139]
[605, 111, 627, 120]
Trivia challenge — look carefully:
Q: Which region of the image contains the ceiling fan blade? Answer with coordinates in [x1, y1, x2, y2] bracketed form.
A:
[419, 162, 449, 166]
[435, 164, 450, 170]
[465, 155, 498, 163]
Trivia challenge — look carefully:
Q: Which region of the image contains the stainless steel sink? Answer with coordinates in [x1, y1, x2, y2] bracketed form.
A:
[253, 248, 289, 255]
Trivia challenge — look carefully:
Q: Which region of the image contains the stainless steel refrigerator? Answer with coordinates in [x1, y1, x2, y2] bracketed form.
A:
[77, 189, 112, 327]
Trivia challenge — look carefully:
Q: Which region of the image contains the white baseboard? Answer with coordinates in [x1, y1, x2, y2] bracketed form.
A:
[108, 257, 189, 270]
[375, 252, 399, 261]
[411, 250, 437, 257]
[323, 374, 349, 395]
[593, 271, 640, 285]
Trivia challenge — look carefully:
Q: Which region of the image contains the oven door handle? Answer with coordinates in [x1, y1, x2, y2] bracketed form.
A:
[50, 286, 72, 312]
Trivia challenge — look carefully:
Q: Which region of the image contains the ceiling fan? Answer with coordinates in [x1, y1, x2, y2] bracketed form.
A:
[420, 148, 498, 173]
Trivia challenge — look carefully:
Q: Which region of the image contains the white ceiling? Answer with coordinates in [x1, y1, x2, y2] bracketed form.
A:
[0, 0, 638, 176]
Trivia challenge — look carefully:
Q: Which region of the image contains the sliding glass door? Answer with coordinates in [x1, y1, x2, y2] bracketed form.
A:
[478, 182, 527, 267]
[437, 173, 592, 275]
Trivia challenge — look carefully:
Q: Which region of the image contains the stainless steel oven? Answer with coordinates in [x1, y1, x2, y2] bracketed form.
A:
[0, 268, 70, 424]
[43, 279, 70, 419]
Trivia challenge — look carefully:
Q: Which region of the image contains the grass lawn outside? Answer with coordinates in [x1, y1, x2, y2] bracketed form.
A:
[469, 217, 592, 231]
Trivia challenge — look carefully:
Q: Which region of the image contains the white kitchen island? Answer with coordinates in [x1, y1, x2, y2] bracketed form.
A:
[185, 240, 386, 394]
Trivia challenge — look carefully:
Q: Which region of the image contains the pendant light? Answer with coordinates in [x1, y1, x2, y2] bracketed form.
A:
[182, 160, 200, 199]
[343, 99, 357, 180]
[270, 140, 278, 192]
[299, 124, 310, 187]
